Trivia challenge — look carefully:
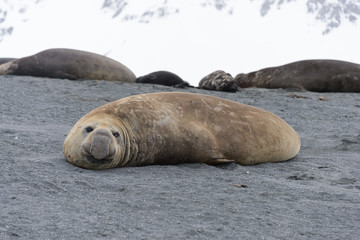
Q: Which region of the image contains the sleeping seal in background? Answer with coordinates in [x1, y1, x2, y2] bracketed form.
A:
[136, 71, 191, 88]
[0, 48, 136, 82]
[63, 92, 301, 170]
[199, 70, 238, 92]
[235, 59, 360, 92]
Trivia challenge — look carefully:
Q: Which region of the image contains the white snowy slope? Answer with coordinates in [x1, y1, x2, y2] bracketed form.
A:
[0, 0, 359, 86]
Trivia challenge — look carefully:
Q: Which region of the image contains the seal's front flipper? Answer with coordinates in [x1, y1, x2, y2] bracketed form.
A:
[58, 73, 78, 80]
[206, 158, 235, 165]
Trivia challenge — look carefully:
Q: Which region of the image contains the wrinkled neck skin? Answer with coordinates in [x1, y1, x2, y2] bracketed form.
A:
[114, 120, 137, 168]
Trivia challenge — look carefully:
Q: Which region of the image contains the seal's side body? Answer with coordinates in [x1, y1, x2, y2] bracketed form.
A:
[63, 92, 301, 169]
[235, 60, 360, 92]
[0, 48, 136, 82]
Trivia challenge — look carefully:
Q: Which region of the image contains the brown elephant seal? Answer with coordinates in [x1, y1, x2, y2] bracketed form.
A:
[199, 70, 238, 92]
[136, 71, 191, 88]
[0, 48, 136, 82]
[63, 92, 301, 170]
[235, 59, 360, 92]
[0, 58, 17, 65]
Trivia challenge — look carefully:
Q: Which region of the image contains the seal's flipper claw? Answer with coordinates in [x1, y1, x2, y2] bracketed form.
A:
[206, 158, 235, 165]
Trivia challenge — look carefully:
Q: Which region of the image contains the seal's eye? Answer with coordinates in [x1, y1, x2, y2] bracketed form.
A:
[113, 132, 120, 138]
[85, 126, 94, 133]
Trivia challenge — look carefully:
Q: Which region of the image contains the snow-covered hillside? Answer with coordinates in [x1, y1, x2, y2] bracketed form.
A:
[0, 0, 359, 85]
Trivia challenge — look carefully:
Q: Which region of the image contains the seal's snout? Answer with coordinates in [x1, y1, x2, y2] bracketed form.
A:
[91, 132, 111, 160]
[83, 128, 115, 161]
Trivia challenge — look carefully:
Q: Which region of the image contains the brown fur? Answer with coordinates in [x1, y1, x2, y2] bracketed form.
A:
[235, 59, 360, 92]
[63, 92, 301, 169]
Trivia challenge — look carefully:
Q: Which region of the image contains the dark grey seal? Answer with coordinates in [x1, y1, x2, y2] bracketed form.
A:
[136, 71, 191, 88]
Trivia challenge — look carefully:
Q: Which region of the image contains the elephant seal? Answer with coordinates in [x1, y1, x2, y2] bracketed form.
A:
[199, 70, 238, 92]
[235, 59, 360, 92]
[136, 71, 191, 88]
[63, 92, 301, 170]
[0, 58, 16, 65]
[0, 48, 136, 82]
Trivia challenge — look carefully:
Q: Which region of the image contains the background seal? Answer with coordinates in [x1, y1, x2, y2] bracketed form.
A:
[0, 48, 136, 82]
[235, 59, 360, 92]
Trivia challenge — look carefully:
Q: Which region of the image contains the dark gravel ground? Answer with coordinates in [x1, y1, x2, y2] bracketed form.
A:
[1, 76, 359, 239]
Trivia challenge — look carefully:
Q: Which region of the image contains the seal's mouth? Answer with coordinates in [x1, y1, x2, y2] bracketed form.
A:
[85, 155, 113, 165]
